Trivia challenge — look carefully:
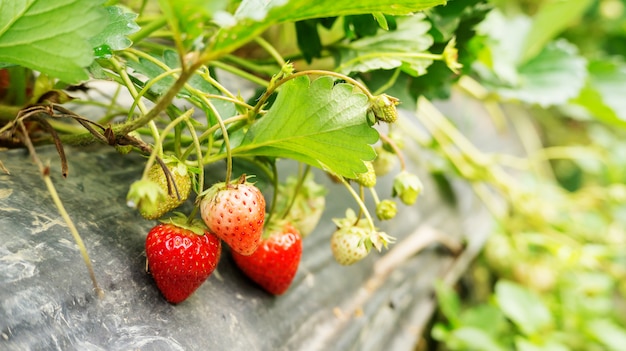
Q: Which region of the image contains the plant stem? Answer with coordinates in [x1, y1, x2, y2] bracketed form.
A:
[254, 37, 286, 66]
[128, 16, 167, 43]
[210, 60, 271, 87]
[337, 175, 376, 231]
[373, 68, 402, 95]
[17, 121, 103, 298]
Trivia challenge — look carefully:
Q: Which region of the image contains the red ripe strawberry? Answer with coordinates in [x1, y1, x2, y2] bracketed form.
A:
[200, 177, 266, 256]
[232, 222, 302, 295]
[145, 219, 221, 304]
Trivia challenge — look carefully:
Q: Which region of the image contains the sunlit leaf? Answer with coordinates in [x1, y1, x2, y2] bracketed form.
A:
[495, 280, 553, 336]
[515, 337, 570, 351]
[0, 0, 107, 83]
[478, 39, 587, 107]
[237, 75, 378, 178]
[571, 59, 626, 127]
[206, 0, 446, 59]
[88, 6, 140, 53]
[587, 319, 626, 351]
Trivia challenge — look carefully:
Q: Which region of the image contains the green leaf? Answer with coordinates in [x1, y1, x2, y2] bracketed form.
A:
[337, 14, 434, 76]
[89, 6, 140, 52]
[571, 59, 626, 127]
[237, 76, 378, 178]
[445, 327, 508, 351]
[495, 280, 553, 336]
[475, 9, 588, 106]
[515, 337, 570, 351]
[587, 319, 626, 351]
[475, 9, 533, 82]
[158, 0, 229, 49]
[521, 0, 594, 63]
[0, 0, 107, 83]
[207, 0, 446, 59]
[434, 280, 461, 327]
[495, 39, 587, 107]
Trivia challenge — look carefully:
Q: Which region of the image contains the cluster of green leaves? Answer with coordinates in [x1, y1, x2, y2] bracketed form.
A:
[0, 0, 453, 179]
[472, 0, 626, 126]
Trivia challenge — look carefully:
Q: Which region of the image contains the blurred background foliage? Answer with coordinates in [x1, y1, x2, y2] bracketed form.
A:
[409, 0, 626, 350]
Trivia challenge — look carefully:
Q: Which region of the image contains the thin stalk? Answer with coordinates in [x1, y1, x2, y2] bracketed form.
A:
[141, 110, 194, 180]
[373, 68, 402, 95]
[18, 121, 103, 298]
[254, 37, 286, 66]
[265, 161, 280, 225]
[210, 60, 271, 87]
[128, 16, 167, 43]
[337, 175, 376, 231]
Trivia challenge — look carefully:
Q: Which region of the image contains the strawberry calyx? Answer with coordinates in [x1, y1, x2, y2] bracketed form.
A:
[262, 218, 300, 240]
[198, 174, 256, 202]
[127, 178, 167, 212]
[160, 212, 207, 236]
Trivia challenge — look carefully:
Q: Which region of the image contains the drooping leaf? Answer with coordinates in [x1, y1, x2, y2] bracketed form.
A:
[88, 6, 140, 55]
[495, 280, 553, 336]
[474, 9, 587, 106]
[236, 75, 378, 178]
[206, 0, 446, 59]
[489, 39, 587, 107]
[571, 59, 626, 127]
[0, 0, 107, 83]
[337, 14, 434, 76]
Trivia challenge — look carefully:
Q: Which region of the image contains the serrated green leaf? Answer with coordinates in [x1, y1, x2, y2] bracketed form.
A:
[475, 9, 533, 84]
[337, 14, 434, 76]
[495, 280, 553, 336]
[571, 59, 626, 127]
[207, 0, 445, 59]
[475, 9, 587, 106]
[0, 0, 107, 83]
[237, 76, 378, 178]
[89, 6, 140, 52]
[495, 40, 587, 107]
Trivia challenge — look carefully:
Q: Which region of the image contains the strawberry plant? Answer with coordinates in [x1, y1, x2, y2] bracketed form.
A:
[0, 0, 456, 299]
[2, 0, 626, 349]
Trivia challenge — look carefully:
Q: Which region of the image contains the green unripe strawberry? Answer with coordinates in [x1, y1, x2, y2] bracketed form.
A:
[392, 171, 423, 205]
[355, 161, 377, 188]
[372, 146, 397, 176]
[128, 160, 192, 220]
[376, 199, 397, 220]
[369, 94, 400, 124]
